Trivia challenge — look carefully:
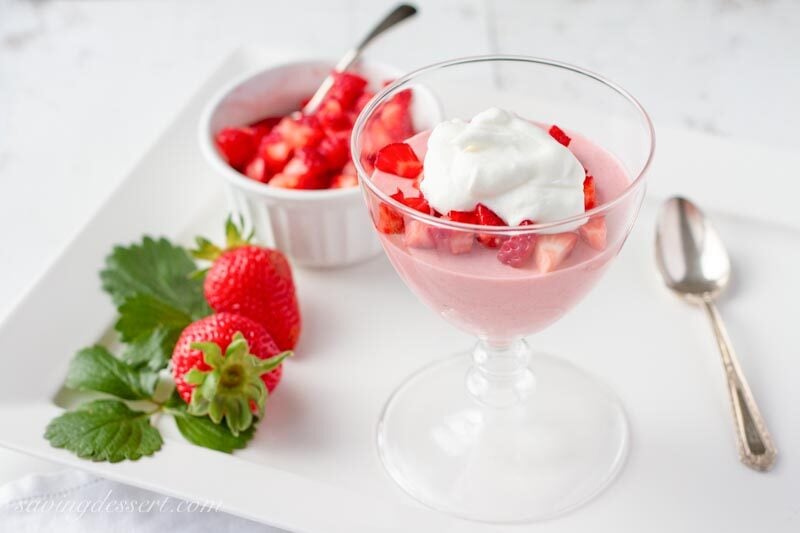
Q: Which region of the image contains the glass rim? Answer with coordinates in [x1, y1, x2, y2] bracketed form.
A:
[351, 54, 655, 233]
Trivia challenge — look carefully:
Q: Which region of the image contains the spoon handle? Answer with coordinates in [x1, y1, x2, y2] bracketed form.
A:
[702, 298, 777, 471]
[302, 3, 417, 114]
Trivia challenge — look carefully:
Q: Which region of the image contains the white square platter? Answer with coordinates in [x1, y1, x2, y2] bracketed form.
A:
[0, 46, 798, 532]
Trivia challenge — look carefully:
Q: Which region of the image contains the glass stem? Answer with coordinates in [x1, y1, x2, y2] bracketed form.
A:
[466, 338, 535, 408]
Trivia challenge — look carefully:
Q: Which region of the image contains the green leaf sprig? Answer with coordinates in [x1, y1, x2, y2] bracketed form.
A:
[45, 235, 273, 461]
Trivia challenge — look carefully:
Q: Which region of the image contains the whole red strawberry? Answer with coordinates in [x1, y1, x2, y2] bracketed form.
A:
[171, 313, 290, 435]
[193, 218, 301, 351]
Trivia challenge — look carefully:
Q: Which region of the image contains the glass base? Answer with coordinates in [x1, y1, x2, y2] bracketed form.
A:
[377, 349, 629, 523]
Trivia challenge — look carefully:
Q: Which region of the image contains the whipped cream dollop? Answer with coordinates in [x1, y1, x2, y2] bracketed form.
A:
[420, 107, 586, 226]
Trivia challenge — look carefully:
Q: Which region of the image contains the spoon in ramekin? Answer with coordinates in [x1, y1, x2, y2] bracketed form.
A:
[301, 3, 417, 115]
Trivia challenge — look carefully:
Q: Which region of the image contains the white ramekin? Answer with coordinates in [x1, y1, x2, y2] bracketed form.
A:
[199, 59, 403, 268]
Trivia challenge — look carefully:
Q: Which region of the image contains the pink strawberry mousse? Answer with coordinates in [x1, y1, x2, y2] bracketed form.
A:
[369, 115, 631, 339]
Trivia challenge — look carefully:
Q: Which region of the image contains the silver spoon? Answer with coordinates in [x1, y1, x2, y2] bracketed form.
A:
[655, 196, 777, 471]
[301, 3, 418, 115]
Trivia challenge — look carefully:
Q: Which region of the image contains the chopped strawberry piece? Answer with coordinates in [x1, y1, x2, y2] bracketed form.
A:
[330, 173, 358, 188]
[318, 113, 352, 132]
[326, 72, 368, 109]
[412, 174, 423, 190]
[376, 203, 404, 234]
[475, 204, 506, 247]
[583, 175, 597, 210]
[434, 216, 475, 255]
[404, 220, 435, 248]
[534, 233, 578, 273]
[331, 159, 360, 184]
[475, 204, 505, 226]
[548, 125, 571, 147]
[341, 161, 356, 176]
[447, 231, 474, 254]
[215, 127, 257, 170]
[380, 90, 415, 142]
[275, 115, 324, 149]
[249, 117, 282, 140]
[404, 197, 430, 214]
[445, 205, 507, 246]
[282, 147, 329, 189]
[286, 148, 328, 179]
[251, 116, 282, 130]
[258, 132, 293, 174]
[478, 234, 503, 248]
[391, 88, 412, 107]
[316, 97, 343, 118]
[268, 173, 298, 188]
[317, 133, 350, 169]
[244, 157, 270, 183]
[448, 209, 478, 224]
[316, 98, 352, 131]
[375, 143, 423, 178]
[447, 204, 506, 248]
[360, 155, 375, 175]
[354, 91, 375, 113]
[579, 216, 607, 250]
[390, 189, 430, 214]
[447, 205, 506, 226]
[362, 120, 394, 162]
[497, 234, 536, 267]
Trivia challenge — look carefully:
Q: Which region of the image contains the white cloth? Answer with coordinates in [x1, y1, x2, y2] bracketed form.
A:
[0, 469, 286, 532]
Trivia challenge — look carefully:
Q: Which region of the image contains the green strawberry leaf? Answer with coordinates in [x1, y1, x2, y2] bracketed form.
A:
[66, 346, 158, 400]
[115, 294, 193, 343]
[44, 400, 162, 462]
[101, 237, 211, 320]
[121, 327, 178, 372]
[167, 394, 254, 453]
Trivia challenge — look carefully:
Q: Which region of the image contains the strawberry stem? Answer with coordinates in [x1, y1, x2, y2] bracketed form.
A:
[190, 215, 254, 262]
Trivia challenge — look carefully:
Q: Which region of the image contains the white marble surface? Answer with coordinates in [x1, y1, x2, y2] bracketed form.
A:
[0, 0, 798, 505]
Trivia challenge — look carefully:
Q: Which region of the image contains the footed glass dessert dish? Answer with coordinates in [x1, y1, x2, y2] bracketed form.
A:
[351, 56, 654, 523]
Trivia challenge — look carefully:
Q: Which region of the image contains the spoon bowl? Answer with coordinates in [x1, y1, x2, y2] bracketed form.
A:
[655, 196, 731, 301]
